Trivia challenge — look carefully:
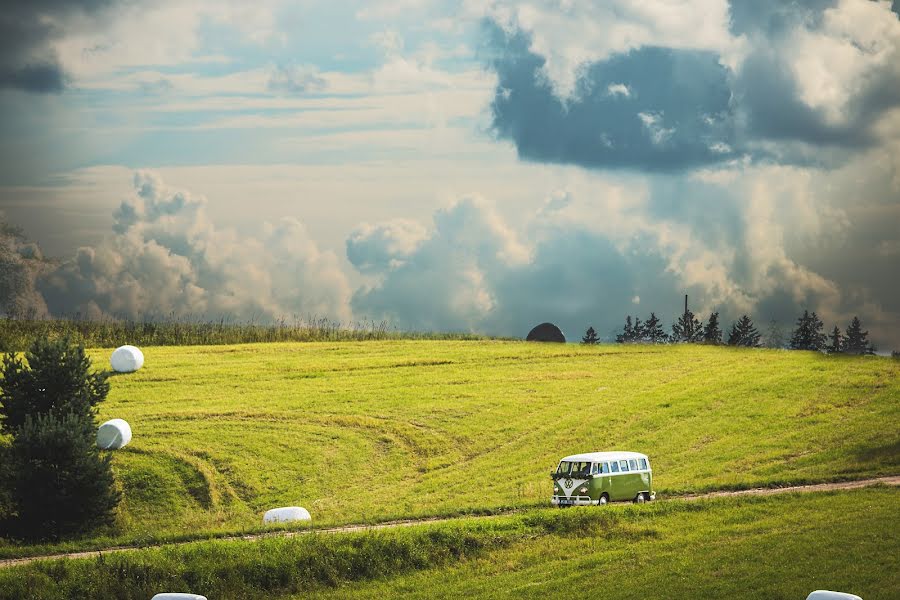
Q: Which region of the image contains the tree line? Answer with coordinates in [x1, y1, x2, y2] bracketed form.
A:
[581, 305, 876, 354]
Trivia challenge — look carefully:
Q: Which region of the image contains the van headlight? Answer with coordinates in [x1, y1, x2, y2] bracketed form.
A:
[554, 487, 559, 493]
[579, 487, 587, 493]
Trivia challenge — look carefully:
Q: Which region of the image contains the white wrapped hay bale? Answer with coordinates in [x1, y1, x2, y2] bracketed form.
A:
[151, 594, 208, 600]
[263, 506, 311, 524]
[110, 345, 144, 373]
[96, 418, 132, 450]
[806, 592, 862, 600]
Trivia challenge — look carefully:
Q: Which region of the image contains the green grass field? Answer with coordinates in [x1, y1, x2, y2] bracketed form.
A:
[1, 340, 897, 559]
[2, 489, 897, 599]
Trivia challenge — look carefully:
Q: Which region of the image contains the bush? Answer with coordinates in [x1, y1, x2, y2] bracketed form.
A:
[0, 336, 109, 435]
[5, 412, 120, 540]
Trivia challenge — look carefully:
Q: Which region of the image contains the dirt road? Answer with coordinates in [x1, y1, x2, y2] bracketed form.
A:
[2, 475, 897, 569]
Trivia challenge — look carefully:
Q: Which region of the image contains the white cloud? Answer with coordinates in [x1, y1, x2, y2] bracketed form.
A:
[37, 171, 351, 321]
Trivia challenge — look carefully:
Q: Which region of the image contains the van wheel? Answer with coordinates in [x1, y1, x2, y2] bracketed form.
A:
[598, 493, 609, 506]
[635, 493, 646, 504]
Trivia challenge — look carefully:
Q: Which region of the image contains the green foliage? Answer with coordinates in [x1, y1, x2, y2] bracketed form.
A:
[790, 310, 827, 351]
[0, 316, 493, 353]
[581, 327, 599, 344]
[0, 336, 109, 434]
[727, 315, 761, 347]
[4, 412, 120, 540]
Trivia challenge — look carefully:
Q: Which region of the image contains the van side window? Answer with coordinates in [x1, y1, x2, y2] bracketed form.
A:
[619, 460, 629, 472]
[628, 459, 638, 471]
[600, 462, 609, 474]
[610, 461, 619, 473]
[639, 458, 648, 470]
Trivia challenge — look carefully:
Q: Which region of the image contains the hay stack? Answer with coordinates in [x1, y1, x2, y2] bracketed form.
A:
[96, 418, 132, 450]
[110, 345, 144, 373]
[151, 594, 208, 600]
[263, 506, 311, 524]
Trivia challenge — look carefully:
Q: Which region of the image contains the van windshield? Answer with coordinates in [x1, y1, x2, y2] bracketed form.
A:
[557, 461, 592, 476]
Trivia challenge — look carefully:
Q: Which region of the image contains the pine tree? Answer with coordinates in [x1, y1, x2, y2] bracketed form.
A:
[671, 309, 703, 342]
[789, 310, 827, 351]
[615, 316, 634, 343]
[633, 317, 645, 342]
[6, 412, 120, 540]
[727, 315, 761, 347]
[643, 312, 667, 343]
[762, 320, 786, 349]
[828, 326, 843, 353]
[582, 326, 600, 344]
[843, 316, 874, 355]
[0, 337, 120, 540]
[702, 312, 722, 344]
[0, 336, 110, 435]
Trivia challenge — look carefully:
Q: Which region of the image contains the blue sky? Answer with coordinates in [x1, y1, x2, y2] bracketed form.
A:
[1, 0, 899, 349]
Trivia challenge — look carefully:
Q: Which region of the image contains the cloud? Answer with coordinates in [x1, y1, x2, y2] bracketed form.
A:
[482, 0, 900, 170]
[487, 25, 738, 171]
[267, 64, 326, 95]
[0, 0, 117, 93]
[0, 220, 50, 318]
[36, 171, 351, 321]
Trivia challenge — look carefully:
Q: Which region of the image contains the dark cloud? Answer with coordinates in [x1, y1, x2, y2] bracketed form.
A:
[0, 0, 117, 94]
[484, 2, 900, 171]
[487, 24, 738, 172]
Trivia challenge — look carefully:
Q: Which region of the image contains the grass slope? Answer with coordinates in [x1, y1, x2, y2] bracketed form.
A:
[1, 340, 898, 557]
[309, 488, 900, 600]
[1, 489, 896, 599]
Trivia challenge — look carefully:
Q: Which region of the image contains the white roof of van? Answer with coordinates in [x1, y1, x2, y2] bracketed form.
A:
[560, 451, 648, 463]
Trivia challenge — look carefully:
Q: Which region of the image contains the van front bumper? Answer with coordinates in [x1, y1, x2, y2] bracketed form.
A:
[551, 495, 597, 506]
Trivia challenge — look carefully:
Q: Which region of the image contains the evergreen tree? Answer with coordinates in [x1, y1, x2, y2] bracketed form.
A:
[828, 326, 843, 353]
[6, 412, 120, 540]
[633, 317, 645, 342]
[615, 316, 634, 343]
[582, 326, 600, 344]
[0, 336, 110, 435]
[702, 312, 722, 344]
[843, 316, 874, 355]
[789, 310, 827, 351]
[0, 337, 119, 540]
[643, 313, 667, 343]
[762, 320, 786, 349]
[672, 309, 703, 343]
[727, 315, 761, 347]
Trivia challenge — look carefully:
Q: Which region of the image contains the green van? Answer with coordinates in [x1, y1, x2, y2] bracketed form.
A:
[551, 451, 655, 506]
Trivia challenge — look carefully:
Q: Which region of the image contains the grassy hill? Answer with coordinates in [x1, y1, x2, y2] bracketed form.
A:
[1, 340, 898, 557]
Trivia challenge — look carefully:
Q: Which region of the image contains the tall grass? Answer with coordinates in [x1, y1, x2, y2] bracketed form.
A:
[0, 315, 493, 351]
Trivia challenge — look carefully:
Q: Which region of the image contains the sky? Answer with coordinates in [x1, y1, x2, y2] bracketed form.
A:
[1, 0, 899, 348]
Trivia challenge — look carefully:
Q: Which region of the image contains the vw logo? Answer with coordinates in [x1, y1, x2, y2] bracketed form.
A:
[564, 478, 573, 488]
